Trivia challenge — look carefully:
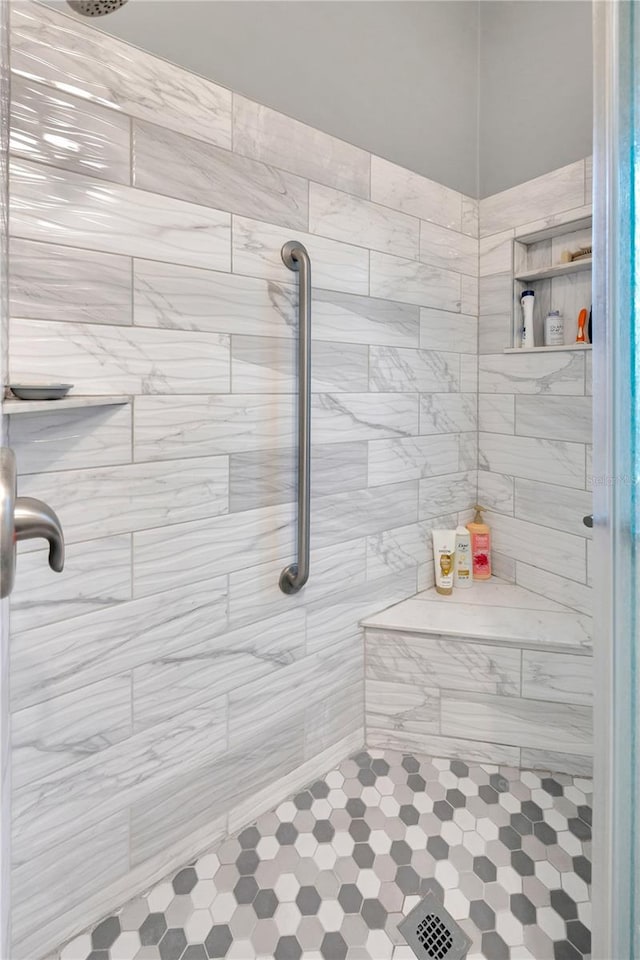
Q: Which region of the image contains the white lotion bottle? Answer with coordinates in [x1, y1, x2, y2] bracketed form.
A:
[520, 289, 535, 348]
[453, 525, 472, 589]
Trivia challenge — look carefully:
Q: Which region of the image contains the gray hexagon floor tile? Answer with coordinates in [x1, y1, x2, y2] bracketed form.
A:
[52, 751, 592, 960]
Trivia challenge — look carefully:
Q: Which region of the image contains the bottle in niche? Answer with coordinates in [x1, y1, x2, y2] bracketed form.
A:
[520, 290, 535, 348]
[454, 525, 472, 589]
[544, 310, 564, 346]
[466, 505, 491, 580]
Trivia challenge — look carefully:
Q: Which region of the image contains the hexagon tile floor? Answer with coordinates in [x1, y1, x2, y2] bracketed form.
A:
[53, 750, 592, 960]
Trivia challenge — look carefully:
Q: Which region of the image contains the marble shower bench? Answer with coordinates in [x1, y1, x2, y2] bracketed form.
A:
[362, 578, 593, 776]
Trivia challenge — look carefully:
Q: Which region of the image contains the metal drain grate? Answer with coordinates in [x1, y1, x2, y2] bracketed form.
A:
[398, 885, 471, 960]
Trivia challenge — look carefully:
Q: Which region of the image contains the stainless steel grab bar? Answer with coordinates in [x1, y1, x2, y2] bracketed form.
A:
[279, 241, 311, 595]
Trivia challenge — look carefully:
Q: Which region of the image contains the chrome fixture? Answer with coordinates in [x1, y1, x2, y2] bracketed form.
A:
[67, 0, 128, 16]
[279, 241, 311, 595]
[0, 448, 65, 599]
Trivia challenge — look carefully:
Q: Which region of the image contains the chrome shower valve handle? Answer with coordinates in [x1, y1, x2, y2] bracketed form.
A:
[0, 447, 65, 599]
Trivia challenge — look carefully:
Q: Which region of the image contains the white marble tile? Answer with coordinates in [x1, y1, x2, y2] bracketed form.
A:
[515, 477, 592, 539]
[230, 441, 368, 511]
[515, 561, 591, 616]
[480, 230, 513, 277]
[461, 195, 479, 239]
[11, 160, 231, 271]
[10, 75, 130, 183]
[133, 502, 295, 598]
[458, 430, 478, 470]
[479, 432, 585, 488]
[461, 274, 478, 316]
[11, 674, 132, 790]
[479, 313, 512, 355]
[480, 162, 585, 237]
[420, 393, 477, 434]
[11, 1, 231, 148]
[370, 155, 462, 230]
[479, 394, 515, 434]
[8, 402, 132, 473]
[232, 215, 368, 295]
[132, 609, 306, 733]
[419, 307, 477, 355]
[133, 120, 308, 230]
[477, 471, 514, 515]
[134, 394, 295, 461]
[488, 511, 588, 582]
[513, 203, 593, 241]
[366, 521, 433, 580]
[17, 455, 229, 545]
[584, 156, 593, 205]
[586, 444, 593, 492]
[419, 220, 477, 276]
[10, 577, 228, 710]
[134, 259, 296, 338]
[12, 699, 228, 862]
[366, 726, 521, 767]
[419, 470, 476, 519]
[366, 678, 440, 736]
[479, 352, 586, 395]
[585, 349, 592, 396]
[11, 317, 230, 395]
[11, 534, 131, 634]
[440, 690, 591, 754]
[515, 396, 592, 444]
[231, 335, 368, 393]
[309, 182, 419, 259]
[460, 355, 478, 393]
[304, 663, 363, 760]
[492, 551, 516, 583]
[369, 346, 459, 393]
[233, 95, 369, 197]
[310, 480, 418, 549]
[10, 238, 132, 326]
[367, 434, 459, 487]
[365, 630, 521, 696]
[413, 576, 569, 611]
[369, 250, 461, 311]
[520, 747, 592, 777]
[522, 650, 592, 706]
[313, 289, 419, 347]
[313, 392, 419, 443]
[479, 272, 512, 317]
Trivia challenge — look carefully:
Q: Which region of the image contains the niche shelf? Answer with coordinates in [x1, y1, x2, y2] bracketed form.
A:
[3, 394, 130, 415]
[508, 209, 593, 352]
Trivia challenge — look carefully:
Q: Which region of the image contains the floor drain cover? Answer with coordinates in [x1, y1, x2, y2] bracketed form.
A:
[397, 885, 471, 960]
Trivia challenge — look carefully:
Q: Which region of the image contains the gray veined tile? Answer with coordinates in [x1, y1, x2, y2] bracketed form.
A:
[313, 392, 419, 443]
[10, 577, 229, 711]
[11, 534, 131, 634]
[11, 317, 230, 395]
[17, 455, 229, 546]
[419, 393, 477, 435]
[370, 155, 462, 230]
[133, 259, 297, 338]
[229, 441, 368, 511]
[515, 562, 591, 616]
[8, 401, 132, 474]
[487, 511, 587, 581]
[585, 349, 592, 396]
[11, 674, 132, 790]
[521, 649, 592, 706]
[479, 313, 512, 355]
[460, 355, 478, 393]
[479, 352, 586, 395]
[479, 230, 513, 277]
[367, 434, 459, 487]
[585, 155, 593, 205]
[419, 307, 477, 354]
[515, 396, 592, 444]
[477, 471, 514, 515]
[461, 194, 479, 238]
[369, 346, 459, 393]
[134, 394, 296, 461]
[11, 2, 232, 148]
[132, 609, 306, 733]
[418, 470, 476, 519]
[311, 480, 418, 549]
[458, 431, 478, 471]
[479, 161, 585, 237]
[11, 159, 231, 271]
[232, 216, 368, 295]
[10, 75, 130, 183]
[479, 272, 512, 318]
[479, 432, 585, 488]
[304, 661, 363, 760]
[520, 748, 592, 778]
[233, 95, 370, 199]
[312, 289, 419, 347]
[133, 119, 308, 230]
[10, 238, 132, 326]
[419, 220, 478, 276]
[369, 250, 461, 311]
[461, 274, 478, 316]
[514, 477, 592, 539]
[366, 521, 433, 580]
[365, 677, 440, 737]
[309, 182, 419, 259]
[231, 335, 368, 393]
[478, 394, 515, 434]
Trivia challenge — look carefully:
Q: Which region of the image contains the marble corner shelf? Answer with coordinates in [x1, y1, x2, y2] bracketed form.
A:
[503, 342, 592, 354]
[515, 257, 592, 283]
[3, 394, 130, 415]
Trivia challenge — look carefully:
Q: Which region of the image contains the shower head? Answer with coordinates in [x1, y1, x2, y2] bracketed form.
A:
[66, 0, 128, 16]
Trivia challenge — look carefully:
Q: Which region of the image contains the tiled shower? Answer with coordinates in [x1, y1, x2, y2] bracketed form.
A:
[0, 3, 593, 959]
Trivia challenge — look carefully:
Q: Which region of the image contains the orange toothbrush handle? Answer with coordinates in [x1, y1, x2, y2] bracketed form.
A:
[576, 308, 587, 342]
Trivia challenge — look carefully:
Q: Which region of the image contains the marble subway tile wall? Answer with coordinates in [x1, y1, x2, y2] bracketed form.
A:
[5, 3, 478, 956]
[478, 159, 592, 610]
